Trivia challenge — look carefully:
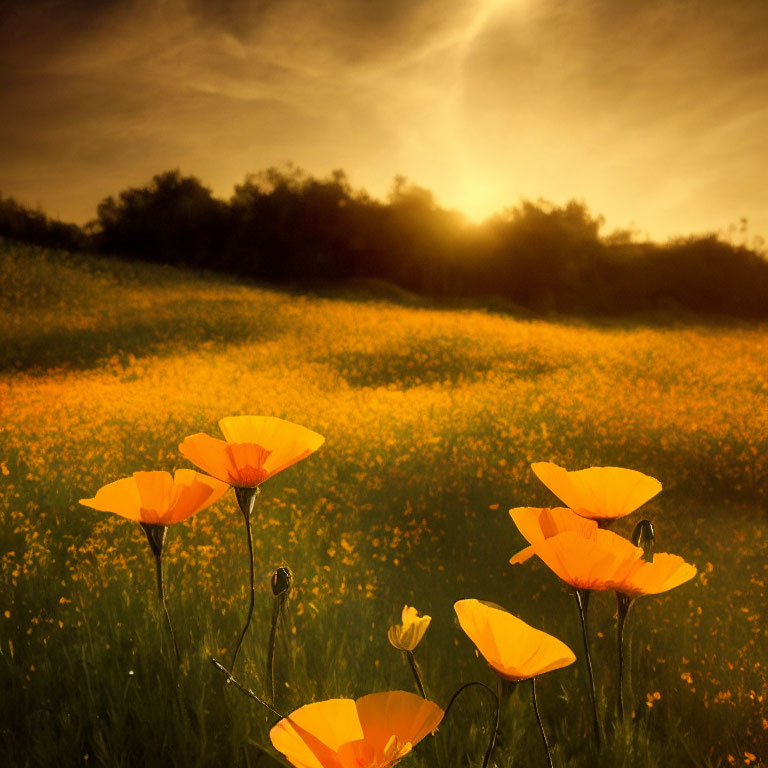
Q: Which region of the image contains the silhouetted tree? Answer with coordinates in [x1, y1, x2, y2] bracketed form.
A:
[228, 166, 379, 281]
[93, 171, 229, 267]
[0, 194, 86, 252]
[7, 164, 765, 320]
[478, 199, 606, 311]
[378, 177, 469, 296]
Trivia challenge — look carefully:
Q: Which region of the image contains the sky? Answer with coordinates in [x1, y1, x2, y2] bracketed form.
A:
[1, 0, 767, 244]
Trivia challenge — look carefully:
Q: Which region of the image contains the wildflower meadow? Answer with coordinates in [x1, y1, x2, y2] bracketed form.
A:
[1, 239, 766, 767]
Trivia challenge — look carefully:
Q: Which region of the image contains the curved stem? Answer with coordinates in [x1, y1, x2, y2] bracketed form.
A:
[616, 592, 634, 723]
[574, 588, 600, 748]
[481, 678, 503, 768]
[442, 681, 498, 723]
[406, 650, 427, 699]
[231, 487, 259, 673]
[211, 658, 286, 720]
[531, 677, 553, 768]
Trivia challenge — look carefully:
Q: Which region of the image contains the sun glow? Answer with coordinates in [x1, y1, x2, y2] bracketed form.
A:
[449, 176, 505, 222]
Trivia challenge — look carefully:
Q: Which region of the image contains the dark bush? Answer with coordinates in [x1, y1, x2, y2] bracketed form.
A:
[6, 166, 768, 320]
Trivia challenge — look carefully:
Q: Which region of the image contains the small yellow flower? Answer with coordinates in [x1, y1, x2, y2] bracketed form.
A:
[388, 606, 431, 652]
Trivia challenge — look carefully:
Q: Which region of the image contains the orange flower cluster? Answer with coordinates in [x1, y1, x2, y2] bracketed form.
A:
[510, 463, 697, 597]
[80, 417, 451, 768]
[81, 415, 324, 526]
[4, 244, 766, 765]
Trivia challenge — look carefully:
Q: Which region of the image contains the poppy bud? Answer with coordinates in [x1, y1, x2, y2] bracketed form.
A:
[271, 566, 293, 596]
[631, 519, 655, 562]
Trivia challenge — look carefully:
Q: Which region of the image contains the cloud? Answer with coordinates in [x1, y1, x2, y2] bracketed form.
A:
[1, 0, 767, 239]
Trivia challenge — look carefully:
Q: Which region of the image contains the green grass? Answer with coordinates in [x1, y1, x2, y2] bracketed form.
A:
[1, 239, 766, 767]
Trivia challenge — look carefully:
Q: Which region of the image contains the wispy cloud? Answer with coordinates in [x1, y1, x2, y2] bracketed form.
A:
[1, 0, 767, 240]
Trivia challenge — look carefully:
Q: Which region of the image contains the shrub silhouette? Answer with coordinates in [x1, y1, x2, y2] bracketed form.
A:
[0, 194, 86, 253]
[94, 171, 229, 267]
[5, 166, 768, 320]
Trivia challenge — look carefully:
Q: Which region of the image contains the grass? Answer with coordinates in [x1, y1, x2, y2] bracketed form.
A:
[1, 238, 766, 767]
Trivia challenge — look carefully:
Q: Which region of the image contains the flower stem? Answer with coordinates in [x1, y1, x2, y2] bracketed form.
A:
[406, 650, 428, 699]
[267, 567, 293, 707]
[211, 658, 286, 720]
[441, 681, 499, 767]
[141, 523, 179, 664]
[531, 677, 553, 768]
[481, 678, 504, 768]
[231, 486, 259, 674]
[153, 551, 180, 664]
[616, 592, 634, 723]
[442, 681, 498, 722]
[267, 594, 280, 704]
[574, 588, 600, 748]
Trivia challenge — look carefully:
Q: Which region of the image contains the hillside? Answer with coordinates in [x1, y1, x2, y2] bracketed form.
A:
[1, 239, 766, 767]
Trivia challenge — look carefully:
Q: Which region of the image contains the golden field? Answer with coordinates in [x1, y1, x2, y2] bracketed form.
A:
[1, 240, 766, 767]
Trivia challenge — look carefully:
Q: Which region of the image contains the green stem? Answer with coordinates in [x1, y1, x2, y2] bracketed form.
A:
[231, 486, 259, 673]
[406, 650, 427, 699]
[141, 523, 179, 664]
[267, 596, 280, 705]
[154, 551, 180, 664]
[441, 681, 499, 766]
[211, 658, 286, 720]
[616, 592, 634, 723]
[481, 678, 504, 768]
[574, 588, 600, 747]
[442, 681, 498, 723]
[267, 567, 293, 708]
[531, 677, 553, 768]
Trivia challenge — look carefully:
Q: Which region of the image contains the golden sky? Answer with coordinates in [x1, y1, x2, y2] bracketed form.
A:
[2, 0, 767, 243]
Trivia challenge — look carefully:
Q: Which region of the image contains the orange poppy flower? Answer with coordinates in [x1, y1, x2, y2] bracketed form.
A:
[179, 415, 324, 488]
[269, 691, 444, 768]
[510, 513, 698, 596]
[509, 506, 599, 565]
[388, 606, 431, 652]
[611, 553, 697, 597]
[530, 462, 662, 522]
[514, 527, 648, 591]
[454, 599, 576, 681]
[79, 469, 228, 525]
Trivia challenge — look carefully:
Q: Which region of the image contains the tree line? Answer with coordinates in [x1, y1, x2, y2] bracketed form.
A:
[3, 167, 768, 319]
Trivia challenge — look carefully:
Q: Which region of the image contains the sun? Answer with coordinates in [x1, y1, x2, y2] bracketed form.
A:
[449, 176, 504, 223]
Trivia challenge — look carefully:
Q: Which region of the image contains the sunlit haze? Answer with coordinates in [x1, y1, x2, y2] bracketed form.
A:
[1, 0, 766, 243]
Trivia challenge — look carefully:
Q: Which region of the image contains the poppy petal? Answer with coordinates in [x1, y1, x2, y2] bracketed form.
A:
[532, 529, 644, 590]
[179, 433, 239, 485]
[270, 698, 362, 768]
[219, 415, 325, 478]
[133, 471, 174, 520]
[79, 477, 141, 521]
[454, 599, 575, 681]
[615, 553, 697, 597]
[355, 691, 443, 755]
[531, 462, 662, 520]
[165, 469, 228, 524]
